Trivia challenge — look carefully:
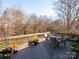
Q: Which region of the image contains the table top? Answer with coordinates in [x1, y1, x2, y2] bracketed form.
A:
[49, 35, 61, 39]
[48, 35, 62, 42]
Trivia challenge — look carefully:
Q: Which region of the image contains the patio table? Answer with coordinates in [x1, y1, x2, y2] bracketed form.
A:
[47, 35, 66, 48]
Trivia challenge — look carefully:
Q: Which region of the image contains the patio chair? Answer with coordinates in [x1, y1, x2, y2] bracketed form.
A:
[49, 37, 60, 48]
[60, 37, 67, 47]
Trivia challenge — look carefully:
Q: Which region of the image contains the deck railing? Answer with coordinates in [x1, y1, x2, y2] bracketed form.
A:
[0, 32, 50, 50]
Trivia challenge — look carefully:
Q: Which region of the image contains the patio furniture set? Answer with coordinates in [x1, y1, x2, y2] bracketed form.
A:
[46, 33, 79, 59]
[46, 35, 66, 48]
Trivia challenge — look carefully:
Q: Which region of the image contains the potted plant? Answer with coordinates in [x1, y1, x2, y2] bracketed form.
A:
[0, 47, 18, 59]
[28, 35, 39, 46]
[71, 40, 79, 59]
[32, 38, 38, 45]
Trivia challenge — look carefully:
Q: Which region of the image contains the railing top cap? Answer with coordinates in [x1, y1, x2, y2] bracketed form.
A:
[0, 32, 49, 40]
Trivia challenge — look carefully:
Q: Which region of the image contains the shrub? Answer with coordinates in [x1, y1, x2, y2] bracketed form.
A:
[71, 42, 79, 53]
[28, 35, 39, 46]
[0, 47, 18, 57]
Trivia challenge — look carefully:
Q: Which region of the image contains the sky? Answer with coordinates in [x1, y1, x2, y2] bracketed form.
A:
[2, 0, 57, 18]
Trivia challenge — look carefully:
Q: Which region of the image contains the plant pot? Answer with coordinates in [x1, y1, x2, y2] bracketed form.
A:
[34, 42, 38, 45]
[0, 54, 11, 59]
[28, 39, 38, 46]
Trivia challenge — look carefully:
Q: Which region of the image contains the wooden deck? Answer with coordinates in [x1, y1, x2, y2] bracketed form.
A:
[11, 40, 51, 59]
[44, 40, 71, 59]
[0, 39, 72, 59]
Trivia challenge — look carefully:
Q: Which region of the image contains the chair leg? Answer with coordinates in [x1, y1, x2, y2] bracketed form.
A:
[64, 41, 66, 48]
[57, 42, 59, 48]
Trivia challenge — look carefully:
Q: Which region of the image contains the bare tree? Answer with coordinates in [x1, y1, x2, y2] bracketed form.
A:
[54, 0, 79, 33]
[12, 9, 26, 35]
[0, 8, 54, 35]
[0, 8, 26, 35]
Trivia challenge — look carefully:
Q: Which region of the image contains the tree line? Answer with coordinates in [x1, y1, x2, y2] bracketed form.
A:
[0, 8, 56, 36]
[0, 0, 79, 37]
